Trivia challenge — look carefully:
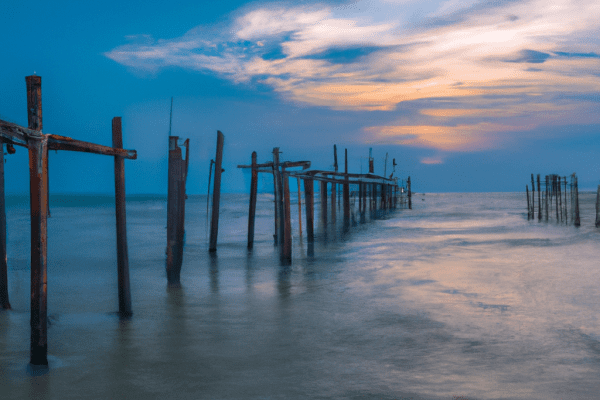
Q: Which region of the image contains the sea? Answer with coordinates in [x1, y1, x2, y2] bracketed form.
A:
[1, 191, 600, 400]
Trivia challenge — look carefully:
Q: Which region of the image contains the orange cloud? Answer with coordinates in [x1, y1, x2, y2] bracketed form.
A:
[365, 122, 535, 151]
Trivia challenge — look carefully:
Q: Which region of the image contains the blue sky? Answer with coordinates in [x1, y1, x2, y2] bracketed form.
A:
[1, 0, 599, 194]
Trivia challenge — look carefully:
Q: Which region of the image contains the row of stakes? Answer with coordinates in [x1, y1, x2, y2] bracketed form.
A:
[0, 76, 412, 372]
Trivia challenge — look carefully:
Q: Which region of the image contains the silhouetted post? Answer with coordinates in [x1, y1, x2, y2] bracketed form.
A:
[320, 181, 328, 226]
[296, 178, 303, 237]
[247, 151, 258, 249]
[537, 174, 541, 221]
[166, 136, 183, 283]
[558, 176, 562, 222]
[526, 185, 531, 220]
[407, 176, 412, 210]
[358, 183, 363, 216]
[304, 178, 314, 242]
[26, 75, 48, 368]
[0, 139, 9, 310]
[343, 149, 350, 222]
[273, 148, 284, 246]
[531, 174, 535, 219]
[331, 147, 337, 223]
[564, 177, 568, 223]
[574, 176, 580, 227]
[281, 172, 292, 263]
[112, 117, 132, 315]
[545, 175, 549, 221]
[596, 185, 600, 228]
[209, 131, 224, 252]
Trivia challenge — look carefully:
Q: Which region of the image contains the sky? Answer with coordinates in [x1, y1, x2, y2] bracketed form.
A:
[1, 0, 599, 194]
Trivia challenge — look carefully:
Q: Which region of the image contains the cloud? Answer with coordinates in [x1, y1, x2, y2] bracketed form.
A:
[105, 0, 600, 150]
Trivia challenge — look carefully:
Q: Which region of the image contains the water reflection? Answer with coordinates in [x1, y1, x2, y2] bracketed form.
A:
[209, 253, 219, 295]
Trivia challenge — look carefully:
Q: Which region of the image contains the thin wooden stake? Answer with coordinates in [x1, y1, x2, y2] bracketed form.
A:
[526, 185, 530, 220]
[320, 181, 328, 226]
[209, 131, 224, 252]
[596, 185, 600, 228]
[273, 148, 283, 246]
[282, 172, 292, 264]
[407, 176, 412, 210]
[0, 140, 9, 310]
[574, 176, 580, 227]
[537, 174, 541, 221]
[343, 149, 350, 222]
[166, 136, 183, 284]
[304, 178, 314, 242]
[531, 174, 535, 219]
[247, 152, 258, 249]
[296, 177, 303, 237]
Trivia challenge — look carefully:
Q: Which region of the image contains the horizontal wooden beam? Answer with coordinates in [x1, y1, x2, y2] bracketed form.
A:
[0, 119, 38, 146]
[47, 135, 137, 159]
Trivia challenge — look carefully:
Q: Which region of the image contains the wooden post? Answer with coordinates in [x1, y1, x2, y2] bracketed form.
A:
[343, 149, 350, 222]
[166, 136, 183, 283]
[209, 131, 224, 252]
[112, 117, 132, 315]
[358, 182, 363, 216]
[596, 185, 600, 228]
[407, 176, 412, 210]
[558, 176, 562, 222]
[303, 178, 314, 242]
[554, 176, 559, 221]
[272, 148, 284, 246]
[526, 185, 530, 220]
[574, 176, 580, 227]
[296, 178, 303, 237]
[247, 152, 258, 249]
[281, 172, 292, 264]
[320, 180, 328, 226]
[545, 175, 549, 221]
[0, 140, 9, 310]
[537, 174, 542, 221]
[531, 174, 535, 219]
[26, 75, 48, 368]
[564, 177, 568, 224]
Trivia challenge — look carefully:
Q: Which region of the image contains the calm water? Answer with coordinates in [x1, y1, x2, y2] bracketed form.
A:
[1, 192, 600, 399]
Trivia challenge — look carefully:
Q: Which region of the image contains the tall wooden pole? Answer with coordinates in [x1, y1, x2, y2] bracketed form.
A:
[343, 149, 350, 222]
[331, 147, 337, 224]
[247, 152, 258, 249]
[112, 117, 132, 315]
[545, 175, 549, 221]
[531, 174, 535, 219]
[281, 172, 292, 264]
[166, 136, 183, 283]
[537, 174, 541, 221]
[596, 185, 600, 228]
[296, 178, 303, 237]
[303, 178, 314, 242]
[0, 139, 9, 310]
[209, 131, 224, 252]
[26, 75, 48, 368]
[407, 176, 412, 210]
[273, 148, 284, 246]
[558, 176, 562, 222]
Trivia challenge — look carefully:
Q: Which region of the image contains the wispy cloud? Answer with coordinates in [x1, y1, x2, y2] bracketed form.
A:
[105, 0, 600, 154]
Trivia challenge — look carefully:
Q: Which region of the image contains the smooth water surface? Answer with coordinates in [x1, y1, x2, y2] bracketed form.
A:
[1, 192, 600, 399]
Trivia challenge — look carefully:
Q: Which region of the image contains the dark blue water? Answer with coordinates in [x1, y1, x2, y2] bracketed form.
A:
[2, 192, 600, 399]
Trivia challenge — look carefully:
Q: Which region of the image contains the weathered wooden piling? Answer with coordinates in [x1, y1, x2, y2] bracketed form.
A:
[530, 174, 535, 218]
[273, 148, 284, 246]
[343, 149, 350, 222]
[303, 178, 314, 241]
[26, 75, 48, 368]
[558, 176, 562, 222]
[296, 178, 303, 236]
[331, 146, 337, 223]
[545, 175, 549, 221]
[0, 139, 9, 310]
[595, 185, 600, 228]
[247, 152, 258, 249]
[112, 117, 132, 315]
[407, 176, 412, 210]
[574, 176, 580, 227]
[537, 174, 541, 221]
[281, 172, 292, 263]
[166, 136, 184, 284]
[209, 131, 224, 252]
[526, 185, 531, 219]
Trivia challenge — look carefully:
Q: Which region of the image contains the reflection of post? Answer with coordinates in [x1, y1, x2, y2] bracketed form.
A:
[209, 131, 224, 252]
[112, 117, 132, 315]
[27, 74, 48, 368]
[282, 172, 292, 264]
[304, 178, 314, 242]
[247, 152, 258, 249]
[166, 136, 183, 283]
[0, 140, 9, 310]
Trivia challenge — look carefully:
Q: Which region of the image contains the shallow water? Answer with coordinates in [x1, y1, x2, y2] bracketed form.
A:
[1, 192, 600, 399]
